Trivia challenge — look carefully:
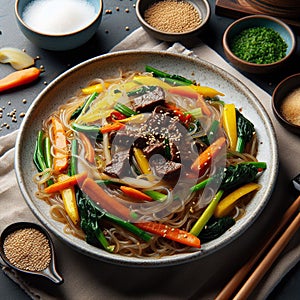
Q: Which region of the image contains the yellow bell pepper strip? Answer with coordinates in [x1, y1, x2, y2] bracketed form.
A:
[133, 75, 172, 90]
[58, 174, 80, 225]
[214, 182, 261, 218]
[43, 172, 88, 194]
[133, 147, 152, 175]
[135, 221, 201, 248]
[117, 114, 146, 124]
[191, 137, 226, 176]
[222, 103, 237, 150]
[81, 177, 138, 221]
[191, 85, 225, 98]
[81, 82, 111, 94]
[0, 67, 41, 93]
[190, 190, 224, 236]
[51, 117, 69, 173]
[120, 186, 153, 202]
[78, 132, 95, 164]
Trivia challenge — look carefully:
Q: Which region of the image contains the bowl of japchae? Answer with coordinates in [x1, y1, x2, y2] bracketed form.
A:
[15, 51, 278, 266]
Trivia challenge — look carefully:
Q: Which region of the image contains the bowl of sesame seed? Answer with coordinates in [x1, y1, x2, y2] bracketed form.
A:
[136, 0, 210, 42]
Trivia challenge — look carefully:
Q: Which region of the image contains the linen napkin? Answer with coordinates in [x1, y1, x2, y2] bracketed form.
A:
[0, 27, 299, 300]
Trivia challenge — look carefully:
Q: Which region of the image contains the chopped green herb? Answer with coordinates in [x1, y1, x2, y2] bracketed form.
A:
[230, 27, 288, 64]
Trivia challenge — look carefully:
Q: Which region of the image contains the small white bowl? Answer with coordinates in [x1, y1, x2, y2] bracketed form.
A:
[136, 0, 210, 42]
[15, 0, 103, 51]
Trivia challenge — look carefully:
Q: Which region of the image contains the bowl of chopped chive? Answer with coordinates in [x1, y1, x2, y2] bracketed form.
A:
[135, 0, 210, 42]
[222, 15, 296, 74]
[272, 73, 300, 135]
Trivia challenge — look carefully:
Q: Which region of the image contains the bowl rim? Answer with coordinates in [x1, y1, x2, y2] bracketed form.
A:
[15, 0, 103, 37]
[135, 0, 211, 36]
[223, 14, 296, 67]
[272, 73, 300, 131]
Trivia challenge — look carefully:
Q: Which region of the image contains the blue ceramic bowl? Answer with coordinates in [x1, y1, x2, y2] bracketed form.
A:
[223, 15, 296, 74]
[15, 0, 103, 51]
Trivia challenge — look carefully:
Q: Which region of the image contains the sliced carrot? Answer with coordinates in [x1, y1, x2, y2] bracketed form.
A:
[120, 186, 153, 202]
[191, 137, 226, 175]
[0, 67, 41, 92]
[43, 172, 88, 194]
[81, 178, 136, 221]
[78, 132, 95, 164]
[135, 221, 201, 248]
[52, 117, 69, 172]
[100, 122, 125, 134]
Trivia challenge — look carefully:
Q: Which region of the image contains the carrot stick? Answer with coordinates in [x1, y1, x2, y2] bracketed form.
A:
[191, 137, 226, 175]
[43, 172, 88, 194]
[78, 132, 95, 164]
[120, 186, 153, 202]
[81, 178, 136, 221]
[135, 221, 201, 248]
[0, 67, 41, 92]
[100, 122, 125, 134]
[52, 117, 69, 172]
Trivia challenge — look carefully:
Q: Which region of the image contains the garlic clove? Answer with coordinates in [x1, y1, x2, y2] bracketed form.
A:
[0, 47, 35, 70]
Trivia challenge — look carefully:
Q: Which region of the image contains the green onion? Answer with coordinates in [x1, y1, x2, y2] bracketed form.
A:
[114, 103, 137, 117]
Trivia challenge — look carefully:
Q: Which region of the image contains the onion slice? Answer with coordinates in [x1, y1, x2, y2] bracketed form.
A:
[0, 47, 35, 70]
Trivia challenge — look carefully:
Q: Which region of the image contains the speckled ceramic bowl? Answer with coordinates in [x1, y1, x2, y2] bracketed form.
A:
[15, 0, 103, 51]
[15, 51, 278, 266]
[223, 15, 296, 74]
[136, 0, 210, 42]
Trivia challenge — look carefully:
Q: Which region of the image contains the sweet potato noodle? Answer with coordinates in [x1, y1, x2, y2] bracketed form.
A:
[33, 68, 261, 258]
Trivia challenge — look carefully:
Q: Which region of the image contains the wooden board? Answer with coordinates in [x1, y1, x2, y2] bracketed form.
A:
[215, 0, 300, 33]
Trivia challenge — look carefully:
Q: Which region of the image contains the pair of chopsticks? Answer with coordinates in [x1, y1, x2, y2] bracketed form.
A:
[216, 194, 300, 300]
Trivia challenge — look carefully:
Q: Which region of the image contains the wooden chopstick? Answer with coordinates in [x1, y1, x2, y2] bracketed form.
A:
[215, 195, 300, 300]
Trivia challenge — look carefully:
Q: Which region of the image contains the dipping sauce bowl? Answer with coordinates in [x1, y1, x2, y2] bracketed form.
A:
[0, 222, 63, 284]
[15, 0, 103, 51]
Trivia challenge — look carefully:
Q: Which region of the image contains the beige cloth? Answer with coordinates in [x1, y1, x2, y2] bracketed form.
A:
[0, 27, 299, 300]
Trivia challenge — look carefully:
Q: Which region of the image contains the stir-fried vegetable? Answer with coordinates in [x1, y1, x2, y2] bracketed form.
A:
[191, 137, 226, 175]
[236, 109, 255, 153]
[52, 117, 69, 172]
[191, 162, 266, 192]
[81, 178, 137, 221]
[120, 186, 153, 202]
[43, 172, 88, 194]
[214, 182, 261, 218]
[223, 104, 237, 150]
[58, 174, 80, 225]
[198, 216, 235, 242]
[135, 221, 201, 248]
[190, 190, 224, 236]
[70, 92, 98, 120]
[77, 189, 152, 250]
